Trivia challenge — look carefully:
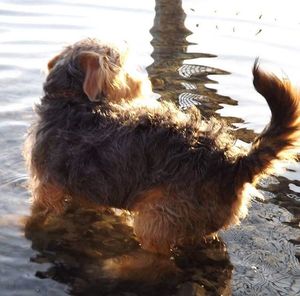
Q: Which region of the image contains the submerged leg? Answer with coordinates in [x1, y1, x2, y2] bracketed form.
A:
[25, 181, 68, 231]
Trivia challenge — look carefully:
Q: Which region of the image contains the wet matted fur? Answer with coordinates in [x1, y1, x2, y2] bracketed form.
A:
[24, 38, 300, 254]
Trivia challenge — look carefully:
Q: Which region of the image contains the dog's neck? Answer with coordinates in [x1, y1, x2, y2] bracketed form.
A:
[45, 89, 84, 100]
[44, 89, 108, 102]
[42, 90, 111, 113]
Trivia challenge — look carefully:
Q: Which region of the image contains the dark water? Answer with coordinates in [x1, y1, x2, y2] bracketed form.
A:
[0, 0, 299, 295]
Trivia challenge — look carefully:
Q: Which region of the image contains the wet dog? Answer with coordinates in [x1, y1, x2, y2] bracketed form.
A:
[24, 38, 300, 254]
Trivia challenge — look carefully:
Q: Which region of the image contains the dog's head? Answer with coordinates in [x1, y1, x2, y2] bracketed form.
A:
[45, 38, 149, 103]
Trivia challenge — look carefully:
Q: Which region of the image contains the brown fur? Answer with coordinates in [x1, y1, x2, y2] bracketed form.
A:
[24, 39, 300, 254]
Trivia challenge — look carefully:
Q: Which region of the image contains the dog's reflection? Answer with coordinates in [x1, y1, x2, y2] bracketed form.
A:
[25, 209, 232, 295]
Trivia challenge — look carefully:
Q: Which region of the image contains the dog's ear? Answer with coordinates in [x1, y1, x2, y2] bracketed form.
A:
[79, 51, 115, 102]
[47, 54, 61, 70]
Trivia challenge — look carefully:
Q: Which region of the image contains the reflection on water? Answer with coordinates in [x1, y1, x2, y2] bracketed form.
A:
[147, 0, 256, 143]
[25, 208, 232, 295]
[0, 0, 300, 295]
[147, 0, 233, 114]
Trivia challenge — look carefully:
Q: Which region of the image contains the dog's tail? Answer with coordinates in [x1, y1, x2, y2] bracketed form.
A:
[235, 59, 300, 186]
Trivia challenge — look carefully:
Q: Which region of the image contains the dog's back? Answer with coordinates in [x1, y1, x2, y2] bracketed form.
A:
[29, 98, 234, 209]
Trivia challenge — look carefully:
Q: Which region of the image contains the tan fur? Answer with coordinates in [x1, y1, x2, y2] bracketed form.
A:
[132, 186, 229, 254]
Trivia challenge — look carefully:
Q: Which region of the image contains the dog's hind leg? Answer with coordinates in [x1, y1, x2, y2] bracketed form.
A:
[132, 188, 204, 255]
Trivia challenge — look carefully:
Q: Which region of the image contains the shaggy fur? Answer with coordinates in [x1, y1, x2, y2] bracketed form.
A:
[24, 38, 300, 254]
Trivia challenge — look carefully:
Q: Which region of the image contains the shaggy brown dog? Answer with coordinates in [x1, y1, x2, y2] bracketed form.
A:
[24, 38, 300, 254]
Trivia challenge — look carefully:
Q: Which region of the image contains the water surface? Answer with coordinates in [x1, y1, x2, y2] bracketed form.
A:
[0, 0, 299, 295]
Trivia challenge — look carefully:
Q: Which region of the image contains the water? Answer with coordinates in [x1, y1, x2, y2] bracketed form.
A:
[0, 0, 299, 295]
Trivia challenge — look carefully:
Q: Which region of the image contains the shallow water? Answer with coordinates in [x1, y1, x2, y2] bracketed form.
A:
[0, 0, 299, 295]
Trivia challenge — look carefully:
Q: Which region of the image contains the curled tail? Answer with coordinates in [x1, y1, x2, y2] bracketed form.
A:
[236, 59, 300, 185]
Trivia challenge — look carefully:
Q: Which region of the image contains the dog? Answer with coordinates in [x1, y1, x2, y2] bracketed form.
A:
[24, 38, 300, 254]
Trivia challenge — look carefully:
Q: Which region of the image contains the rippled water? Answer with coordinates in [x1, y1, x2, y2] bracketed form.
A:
[0, 0, 299, 295]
